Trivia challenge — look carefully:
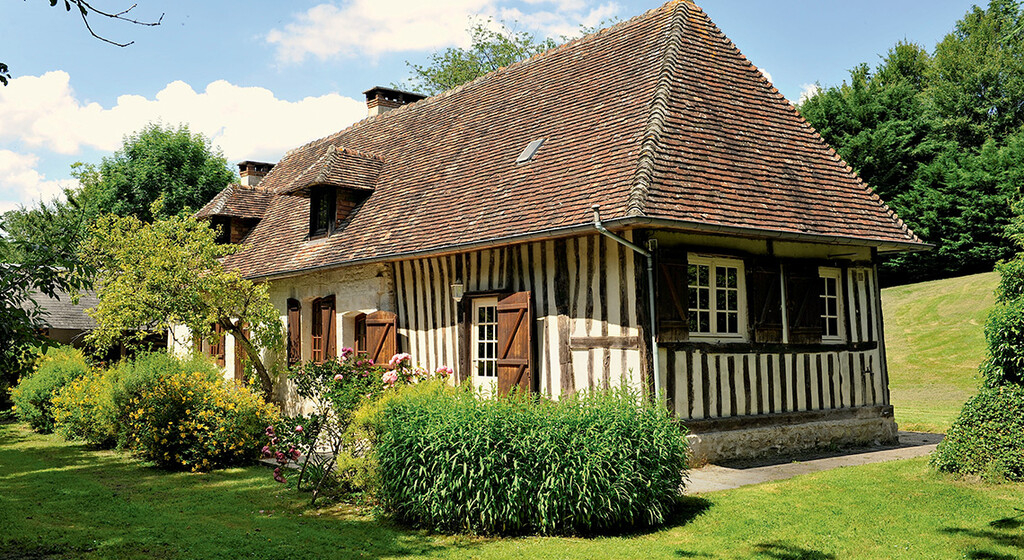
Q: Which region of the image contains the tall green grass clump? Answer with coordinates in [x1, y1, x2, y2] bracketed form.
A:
[11, 346, 90, 432]
[375, 382, 688, 535]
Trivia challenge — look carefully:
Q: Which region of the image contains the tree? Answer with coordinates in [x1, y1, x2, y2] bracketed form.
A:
[83, 202, 283, 400]
[2, 1, 163, 86]
[800, 0, 1024, 284]
[75, 123, 236, 222]
[397, 18, 572, 95]
[929, 0, 1024, 149]
[0, 211, 94, 399]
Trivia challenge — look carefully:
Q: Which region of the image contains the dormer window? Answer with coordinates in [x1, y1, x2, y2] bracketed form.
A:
[309, 187, 336, 238]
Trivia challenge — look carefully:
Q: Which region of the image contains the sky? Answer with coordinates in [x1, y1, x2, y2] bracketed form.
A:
[0, 0, 981, 213]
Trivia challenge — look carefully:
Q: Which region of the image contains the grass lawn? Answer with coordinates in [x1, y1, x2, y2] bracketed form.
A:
[882, 271, 996, 433]
[3, 421, 1023, 560]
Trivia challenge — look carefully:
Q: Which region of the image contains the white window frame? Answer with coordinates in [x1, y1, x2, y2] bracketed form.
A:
[471, 296, 499, 385]
[819, 267, 844, 343]
[688, 254, 747, 341]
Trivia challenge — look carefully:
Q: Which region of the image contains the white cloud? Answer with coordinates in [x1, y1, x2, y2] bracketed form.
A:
[0, 71, 368, 163]
[0, 150, 78, 213]
[798, 83, 821, 104]
[266, 0, 621, 63]
[759, 68, 773, 85]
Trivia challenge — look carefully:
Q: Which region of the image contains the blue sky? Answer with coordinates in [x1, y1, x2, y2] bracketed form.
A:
[0, 0, 979, 212]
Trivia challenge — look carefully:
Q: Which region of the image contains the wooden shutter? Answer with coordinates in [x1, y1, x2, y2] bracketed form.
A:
[496, 291, 533, 395]
[287, 298, 301, 366]
[234, 325, 249, 383]
[321, 296, 336, 361]
[365, 310, 397, 366]
[746, 259, 784, 343]
[656, 254, 690, 342]
[786, 263, 823, 344]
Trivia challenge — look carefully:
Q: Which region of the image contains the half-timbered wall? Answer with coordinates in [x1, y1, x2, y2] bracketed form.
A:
[392, 234, 643, 397]
[660, 265, 888, 420]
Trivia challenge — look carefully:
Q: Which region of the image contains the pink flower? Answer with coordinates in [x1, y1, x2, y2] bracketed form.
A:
[341, 347, 354, 358]
[261, 445, 271, 458]
[273, 467, 286, 483]
[388, 353, 411, 368]
[265, 425, 275, 437]
[290, 448, 301, 460]
[334, 373, 344, 382]
[294, 425, 304, 434]
[275, 451, 286, 463]
[434, 366, 454, 378]
[382, 370, 399, 386]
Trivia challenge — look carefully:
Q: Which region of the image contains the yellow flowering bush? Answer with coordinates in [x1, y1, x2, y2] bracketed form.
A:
[52, 368, 118, 447]
[124, 368, 279, 471]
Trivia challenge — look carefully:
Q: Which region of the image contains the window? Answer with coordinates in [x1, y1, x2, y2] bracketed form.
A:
[819, 268, 842, 341]
[354, 313, 367, 357]
[309, 187, 336, 238]
[688, 256, 744, 337]
[311, 296, 336, 363]
[287, 299, 301, 366]
[472, 297, 499, 379]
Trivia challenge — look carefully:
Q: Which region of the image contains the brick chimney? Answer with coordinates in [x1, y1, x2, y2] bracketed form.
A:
[363, 87, 426, 117]
[237, 161, 274, 187]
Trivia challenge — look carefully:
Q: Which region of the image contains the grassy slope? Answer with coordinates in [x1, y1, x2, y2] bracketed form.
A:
[3, 422, 1023, 560]
[882, 271, 996, 433]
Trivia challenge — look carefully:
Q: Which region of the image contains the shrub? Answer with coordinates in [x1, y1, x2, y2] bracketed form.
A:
[11, 346, 90, 433]
[124, 367, 279, 471]
[374, 382, 689, 535]
[932, 384, 1024, 481]
[980, 300, 1024, 386]
[52, 368, 118, 447]
[109, 351, 222, 447]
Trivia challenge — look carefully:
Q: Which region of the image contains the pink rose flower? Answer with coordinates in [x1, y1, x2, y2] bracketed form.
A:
[388, 353, 411, 368]
[294, 425, 304, 433]
[334, 373, 344, 382]
[382, 370, 399, 386]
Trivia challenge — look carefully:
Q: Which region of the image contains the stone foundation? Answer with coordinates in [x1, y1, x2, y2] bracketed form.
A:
[683, 405, 899, 465]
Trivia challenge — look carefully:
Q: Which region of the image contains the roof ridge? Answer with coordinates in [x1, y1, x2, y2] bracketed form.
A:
[625, 1, 690, 217]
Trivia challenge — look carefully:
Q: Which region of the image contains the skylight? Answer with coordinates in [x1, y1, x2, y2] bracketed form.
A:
[516, 138, 545, 163]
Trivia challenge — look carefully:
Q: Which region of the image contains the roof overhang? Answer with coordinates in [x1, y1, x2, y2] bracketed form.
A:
[245, 216, 932, 282]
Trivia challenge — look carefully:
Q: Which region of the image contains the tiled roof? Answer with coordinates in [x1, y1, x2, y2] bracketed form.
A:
[226, 0, 924, 279]
[281, 146, 384, 196]
[26, 288, 99, 331]
[195, 184, 274, 220]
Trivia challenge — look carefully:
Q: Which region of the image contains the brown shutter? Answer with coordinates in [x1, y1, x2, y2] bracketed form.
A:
[234, 325, 249, 383]
[322, 296, 336, 361]
[365, 310, 397, 366]
[746, 259, 784, 343]
[656, 254, 689, 342]
[212, 323, 226, 367]
[786, 263, 823, 344]
[496, 291, 533, 395]
[287, 298, 301, 366]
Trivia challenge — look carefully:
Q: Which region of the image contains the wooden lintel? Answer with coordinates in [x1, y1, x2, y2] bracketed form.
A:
[658, 340, 878, 354]
[569, 335, 640, 350]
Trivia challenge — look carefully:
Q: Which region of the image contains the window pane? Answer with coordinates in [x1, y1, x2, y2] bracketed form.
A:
[717, 311, 726, 332]
[688, 264, 698, 285]
[716, 290, 726, 309]
[728, 313, 738, 333]
[698, 311, 710, 332]
[727, 290, 737, 310]
[699, 288, 709, 309]
[726, 267, 737, 288]
[715, 266, 726, 288]
[698, 265, 709, 286]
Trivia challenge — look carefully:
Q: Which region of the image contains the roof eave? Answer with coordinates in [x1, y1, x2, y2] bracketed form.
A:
[244, 216, 931, 282]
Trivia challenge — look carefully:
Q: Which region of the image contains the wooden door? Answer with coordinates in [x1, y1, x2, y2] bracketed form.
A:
[496, 291, 533, 395]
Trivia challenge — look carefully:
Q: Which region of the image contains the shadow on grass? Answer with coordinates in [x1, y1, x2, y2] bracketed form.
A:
[1, 424, 465, 560]
[943, 511, 1024, 560]
[751, 542, 836, 560]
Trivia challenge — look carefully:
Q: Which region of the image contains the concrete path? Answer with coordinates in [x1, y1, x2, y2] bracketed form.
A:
[685, 431, 944, 494]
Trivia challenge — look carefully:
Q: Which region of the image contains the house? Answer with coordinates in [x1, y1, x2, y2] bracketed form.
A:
[177, 0, 927, 462]
[27, 288, 159, 363]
